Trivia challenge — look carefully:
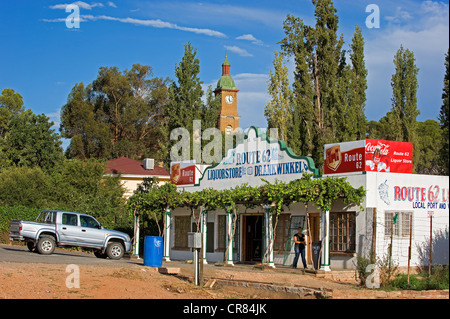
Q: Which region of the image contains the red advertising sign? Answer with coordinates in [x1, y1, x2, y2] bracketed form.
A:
[170, 162, 196, 186]
[324, 139, 413, 175]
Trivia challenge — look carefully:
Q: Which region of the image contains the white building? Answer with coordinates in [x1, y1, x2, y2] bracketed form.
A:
[163, 127, 449, 271]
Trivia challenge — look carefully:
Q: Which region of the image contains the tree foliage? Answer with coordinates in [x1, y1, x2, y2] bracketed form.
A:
[0, 89, 63, 171]
[158, 42, 221, 167]
[128, 173, 365, 227]
[265, 51, 293, 142]
[60, 64, 169, 161]
[277, 0, 367, 170]
[439, 49, 449, 175]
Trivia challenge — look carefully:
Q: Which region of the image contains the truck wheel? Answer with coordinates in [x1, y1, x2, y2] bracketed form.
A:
[106, 242, 124, 260]
[94, 250, 107, 259]
[27, 241, 36, 252]
[36, 235, 55, 255]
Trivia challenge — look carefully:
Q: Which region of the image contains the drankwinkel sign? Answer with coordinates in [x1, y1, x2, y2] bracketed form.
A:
[189, 127, 319, 191]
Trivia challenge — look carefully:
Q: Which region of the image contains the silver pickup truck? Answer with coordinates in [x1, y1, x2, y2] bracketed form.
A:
[9, 210, 132, 260]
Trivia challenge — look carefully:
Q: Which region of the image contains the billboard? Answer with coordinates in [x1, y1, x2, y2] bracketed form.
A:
[324, 139, 413, 175]
[170, 161, 196, 186]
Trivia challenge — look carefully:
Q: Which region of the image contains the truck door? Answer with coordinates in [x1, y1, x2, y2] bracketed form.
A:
[58, 213, 80, 244]
[79, 215, 104, 246]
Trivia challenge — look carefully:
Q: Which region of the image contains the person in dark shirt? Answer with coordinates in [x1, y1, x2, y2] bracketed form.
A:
[293, 227, 307, 269]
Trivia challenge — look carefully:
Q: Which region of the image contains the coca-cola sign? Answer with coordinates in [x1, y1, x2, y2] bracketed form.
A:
[324, 139, 413, 175]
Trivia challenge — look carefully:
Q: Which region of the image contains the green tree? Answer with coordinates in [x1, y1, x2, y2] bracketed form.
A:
[265, 51, 293, 142]
[165, 42, 204, 132]
[279, 0, 366, 169]
[439, 49, 449, 175]
[415, 120, 443, 175]
[0, 88, 25, 138]
[348, 25, 368, 140]
[159, 42, 221, 167]
[1, 110, 63, 171]
[50, 159, 127, 228]
[388, 45, 420, 141]
[61, 64, 168, 160]
[279, 14, 315, 156]
[0, 166, 55, 208]
[385, 45, 420, 170]
[60, 82, 111, 159]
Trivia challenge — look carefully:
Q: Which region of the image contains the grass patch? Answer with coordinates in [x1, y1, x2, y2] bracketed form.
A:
[388, 265, 449, 291]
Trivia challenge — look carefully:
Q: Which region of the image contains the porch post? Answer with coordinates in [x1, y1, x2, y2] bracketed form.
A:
[201, 209, 208, 264]
[133, 212, 140, 258]
[225, 209, 234, 265]
[264, 205, 275, 268]
[163, 209, 171, 261]
[320, 209, 331, 271]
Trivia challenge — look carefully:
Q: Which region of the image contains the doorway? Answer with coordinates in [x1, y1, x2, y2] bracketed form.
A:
[307, 213, 320, 264]
[243, 215, 263, 262]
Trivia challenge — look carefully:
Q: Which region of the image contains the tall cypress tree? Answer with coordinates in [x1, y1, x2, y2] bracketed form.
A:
[382, 45, 420, 171]
[388, 45, 420, 142]
[349, 25, 368, 140]
[278, 0, 362, 170]
[279, 15, 315, 157]
[439, 49, 449, 175]
[265, 51, 293, 142]
[165, 42, 204, 133]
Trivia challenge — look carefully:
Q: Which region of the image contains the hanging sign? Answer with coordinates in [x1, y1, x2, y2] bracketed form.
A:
[170, 161, 196, 186]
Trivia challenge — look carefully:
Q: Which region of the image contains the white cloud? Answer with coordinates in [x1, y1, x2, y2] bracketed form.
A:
[236, 34, 264, 46]
[107, 1, 117, 8]
[43, 13, 227, 38]
[49, 1, 103, 10]
[224, 45, 253, 57]
[385, 6, 413, 23]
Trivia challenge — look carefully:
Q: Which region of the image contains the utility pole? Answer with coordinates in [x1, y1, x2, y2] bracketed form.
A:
[428, 211, 433, 276]
[389, 213, 396, 271]
[407, 213, 412, 284]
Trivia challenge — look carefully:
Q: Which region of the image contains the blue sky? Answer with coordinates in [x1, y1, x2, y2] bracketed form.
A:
[0, 0, 449, 146]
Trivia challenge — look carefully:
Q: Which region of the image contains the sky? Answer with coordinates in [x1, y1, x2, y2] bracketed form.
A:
[0, 0, 449, 149]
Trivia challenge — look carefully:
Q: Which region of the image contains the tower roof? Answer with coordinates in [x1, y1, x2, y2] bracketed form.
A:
[215, 54, 237, 91]
[222, 53, 230, 66]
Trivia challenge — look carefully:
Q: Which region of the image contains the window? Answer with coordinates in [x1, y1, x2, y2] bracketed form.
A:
[62, 213, 78, 226]
[330, 212, 356, 253]
[80, 215, 100, 228]
[174, 216, 191, 249]
[385, 211, 412, 238]
[273, 214, 290, 254]
[217, 214, 239, 252]
[36, 211, 56, 224]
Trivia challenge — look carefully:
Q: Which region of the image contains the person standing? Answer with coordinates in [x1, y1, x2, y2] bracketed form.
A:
[293, 227, 307, 269]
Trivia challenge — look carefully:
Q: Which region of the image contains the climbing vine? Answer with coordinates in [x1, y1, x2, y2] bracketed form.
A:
[128, 173, 366, 225]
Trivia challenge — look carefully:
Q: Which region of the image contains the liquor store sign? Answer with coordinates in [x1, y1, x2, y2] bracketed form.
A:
[324, 139, 413, 175]
[196, 127, 318, 190]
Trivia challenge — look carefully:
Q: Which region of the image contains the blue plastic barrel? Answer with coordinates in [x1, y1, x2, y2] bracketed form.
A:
[143, 236, 163, 267]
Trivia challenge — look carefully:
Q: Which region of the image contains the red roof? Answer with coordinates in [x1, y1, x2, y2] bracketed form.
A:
[105, 157, 170, 176]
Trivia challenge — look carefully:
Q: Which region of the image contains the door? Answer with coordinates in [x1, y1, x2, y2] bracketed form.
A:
[243, 215, 263, 262]
[79, 215, 104, 246]
[58, 213, 79, 244]
[206, 222, 214, 253]
[307, 213, 320, 264]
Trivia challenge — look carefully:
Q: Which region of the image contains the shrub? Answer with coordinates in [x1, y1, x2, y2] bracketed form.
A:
[0, 206, 41, 243]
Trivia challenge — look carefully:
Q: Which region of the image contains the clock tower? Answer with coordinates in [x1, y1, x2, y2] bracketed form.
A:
[214, 54, 240, 133]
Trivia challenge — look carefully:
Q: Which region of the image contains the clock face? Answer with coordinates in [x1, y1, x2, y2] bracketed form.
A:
[225, 95, 233, 104]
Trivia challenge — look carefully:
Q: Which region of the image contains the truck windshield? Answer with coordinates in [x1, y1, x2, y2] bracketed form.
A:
[35, 211, 56, 224]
